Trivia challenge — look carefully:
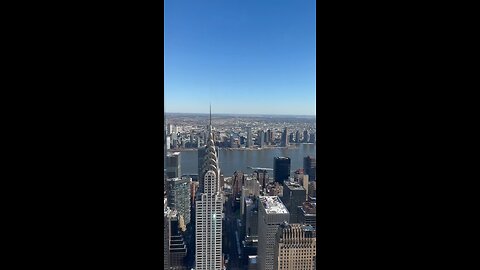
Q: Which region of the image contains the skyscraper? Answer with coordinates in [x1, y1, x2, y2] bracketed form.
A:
[195, 107, 223, 270]
[167, 176, 192, 229]
[308, 181, 316, 201]
[273, 157, 291, 184]
[281, 127, 288, 147]
[257, 196, 290, 270]
[166, 136, 171, 150]
[258, 129, 265, 148]
[295, 130, 301, 143]
[298, 201, 316, 228]
[273, 223, 316, 270]
[303, 156, 316, 182]
[244, 196, 259, 259]
[166, 152, 181, 178]
[282, 181, 306, 223]
[309, 132, 316, 143]
[266, 129, 272, 144]
[190, 130, 194, 147]
[247, 127, 252, 148]
[303, 129, 309, 143]
[164, 199, 171, 270]
[167, 209, 188, 269]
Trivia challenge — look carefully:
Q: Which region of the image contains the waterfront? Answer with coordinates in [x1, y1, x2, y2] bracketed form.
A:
[177, 143, 316, 177]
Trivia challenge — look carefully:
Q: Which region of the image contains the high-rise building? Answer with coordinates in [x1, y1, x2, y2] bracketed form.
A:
[258, 130, 265, 148]
[167, 176, 192, 229]
[232, 171, 244, 200]
[300, 174, 309, 201]
[243, 196, 259, 259]
[166, 152, 181, 178]
[266, 129, 272, 144]
[303, 129, 309, 143]
[298, 201, 316, 228]
[167, 209, 188, 269]
[289, 133, 294, 143]
[164, 199, 171, 270]
[254, 170, 269, 191]
[191, 180, 198, 207]
[247, 127, 252, 148]
[303, 156, 316, 181]
[281, 127, 288, 147]
[295, 130, 301, 143]
[273, 223, 316, 270]
[309, 132, 316, 143]
[293, 169, 305, 184]
[308, 181, 316, 200]
[190, 130, 194, 146]
[229, 134, 235, 148]
[273, 157, 291, 184]
[166, 136, 171, 150]
[195, 108, 223, 270]
[282, 181, 306, 223]
[257, 196, 290, 270]
[244, 196, 258, 240]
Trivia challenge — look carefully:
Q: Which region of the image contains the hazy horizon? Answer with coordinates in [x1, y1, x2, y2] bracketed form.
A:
[165, 111, 316, 117]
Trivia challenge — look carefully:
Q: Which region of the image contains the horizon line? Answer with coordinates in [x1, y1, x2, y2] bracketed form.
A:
[165, 111, 316, 117]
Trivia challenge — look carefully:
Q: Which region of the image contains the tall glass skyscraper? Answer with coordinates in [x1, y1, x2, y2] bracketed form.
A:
[166, 176, 192, 229]
[166, 152, 181, 178]
[273, 157, 291, 184]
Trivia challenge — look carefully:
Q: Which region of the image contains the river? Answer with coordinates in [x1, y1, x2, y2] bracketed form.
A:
[176, 143, 316, 177]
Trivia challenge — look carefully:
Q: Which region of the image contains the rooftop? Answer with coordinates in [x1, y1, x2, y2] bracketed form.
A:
[301, 201, 316, 214]
[166, 176, 191, 182]
[284, 181, 305, 191]
[166, 152, 180, 157]
[259, 196, 288, 214]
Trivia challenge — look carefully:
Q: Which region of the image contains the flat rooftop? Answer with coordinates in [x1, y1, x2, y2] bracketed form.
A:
[259, 196, 288, 214]
[166, 152, 180, 157]
[301, 201, 316, 214]
[166, 176, 191, 182]
[284, 181, 305, 191]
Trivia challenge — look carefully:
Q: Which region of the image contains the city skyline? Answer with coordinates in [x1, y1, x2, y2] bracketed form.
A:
[164, 0, 316, 116]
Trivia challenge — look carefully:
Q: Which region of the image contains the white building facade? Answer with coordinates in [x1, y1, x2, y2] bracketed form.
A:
[257, 196, 290, 270]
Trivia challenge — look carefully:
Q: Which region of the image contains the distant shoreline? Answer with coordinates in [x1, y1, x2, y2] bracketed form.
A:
[167, 143, 315, 152]
[165, 112, 316, 118]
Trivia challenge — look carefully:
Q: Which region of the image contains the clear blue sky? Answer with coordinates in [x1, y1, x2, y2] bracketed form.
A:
[164, 0, 316, 115]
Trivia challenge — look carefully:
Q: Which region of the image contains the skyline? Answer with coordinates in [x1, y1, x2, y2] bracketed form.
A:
[164, 0, 316, 116]
[164, 111, 316, 117]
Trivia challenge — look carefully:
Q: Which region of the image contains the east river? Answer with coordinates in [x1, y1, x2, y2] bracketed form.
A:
[176, 143, 316, 177]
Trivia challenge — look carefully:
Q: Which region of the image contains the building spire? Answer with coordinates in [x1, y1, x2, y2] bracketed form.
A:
[209, 103, 212, 127]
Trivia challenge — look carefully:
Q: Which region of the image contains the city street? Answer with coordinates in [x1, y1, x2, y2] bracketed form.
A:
[224, 195, 245, 270]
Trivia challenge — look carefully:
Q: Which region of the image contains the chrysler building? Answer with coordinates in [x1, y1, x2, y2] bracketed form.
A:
[195, 105, 223, 270]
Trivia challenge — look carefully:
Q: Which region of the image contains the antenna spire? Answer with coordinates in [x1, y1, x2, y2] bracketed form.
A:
[209, 103, 212, 127]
